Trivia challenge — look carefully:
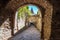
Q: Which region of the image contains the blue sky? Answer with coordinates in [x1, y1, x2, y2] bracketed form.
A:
[28, 5, 38, 14]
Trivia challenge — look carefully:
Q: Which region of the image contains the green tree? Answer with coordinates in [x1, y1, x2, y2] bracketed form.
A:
[17, 6, 33, 30]
[17, 6, 32, 19]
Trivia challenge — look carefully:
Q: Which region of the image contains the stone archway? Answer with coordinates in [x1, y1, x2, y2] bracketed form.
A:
[14, 4, 42, 34]
[5, 0, 53, 40]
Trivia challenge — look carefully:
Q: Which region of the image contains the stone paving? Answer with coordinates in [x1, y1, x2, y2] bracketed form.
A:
[11, 26, 40, 40]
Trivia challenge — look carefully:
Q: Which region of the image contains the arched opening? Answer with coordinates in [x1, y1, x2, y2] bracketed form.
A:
[14, 4, 42, 33]
[0, 0, 53, 40]
[13, 4, 42, 40]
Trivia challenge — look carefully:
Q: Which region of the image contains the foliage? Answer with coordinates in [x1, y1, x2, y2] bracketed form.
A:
[17, 6, 32, 19]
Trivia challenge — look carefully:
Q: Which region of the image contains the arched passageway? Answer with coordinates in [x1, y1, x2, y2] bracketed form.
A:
[5, 0, 53, 40]
[13, 5, 42, 40]
[14, 4, 42, 33]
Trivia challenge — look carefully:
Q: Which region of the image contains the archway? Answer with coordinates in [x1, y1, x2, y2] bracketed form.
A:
[14, 4, 42, 37]
[5, 0, 53, 40]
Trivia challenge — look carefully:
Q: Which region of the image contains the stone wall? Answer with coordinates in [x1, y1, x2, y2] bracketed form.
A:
[48, 0, 60, 40]
[0, 8, 12, 40]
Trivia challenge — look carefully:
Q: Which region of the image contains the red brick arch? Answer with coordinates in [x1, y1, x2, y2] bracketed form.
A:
[5, 0, 53, 40]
